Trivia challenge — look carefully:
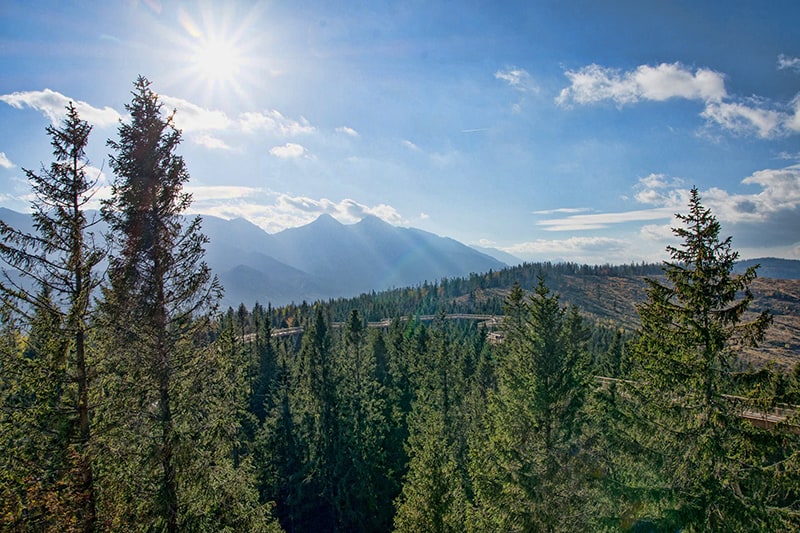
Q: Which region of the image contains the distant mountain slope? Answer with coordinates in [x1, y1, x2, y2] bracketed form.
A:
[735, 258, 800, 280]
[262, 214, 507, 303]
[471, 245, 523, 266]
[0, 208, 506, 308]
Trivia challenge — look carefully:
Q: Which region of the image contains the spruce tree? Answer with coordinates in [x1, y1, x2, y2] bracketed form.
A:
[469, 279, 592, 532]
[289, 306, 338, 531]
[0, 103, 102, 530]
[334, 310, 391, 531]
[97, 76, 274, 530]
[627, 187, 796, 530]
[393, 318, 469, 533]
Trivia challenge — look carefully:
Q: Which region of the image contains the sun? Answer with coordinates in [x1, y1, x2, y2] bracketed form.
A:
[174, 5, 260, 101]
[191, 36, 244, 85]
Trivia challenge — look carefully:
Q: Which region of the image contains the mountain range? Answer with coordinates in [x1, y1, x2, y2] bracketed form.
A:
[4, 206, 800, 309]
[201, 213, 508, 307]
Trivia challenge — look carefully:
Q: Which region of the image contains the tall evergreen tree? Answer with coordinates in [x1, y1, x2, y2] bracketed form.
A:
[96, 77, 279, 530]
[469, 279, 593, 532]
[288, 306, 338, 531]
[625, 187, 796, 530]
[393, 318, 469, 533]
[0, 103, 102, 530]
[334, 310, 391, 531]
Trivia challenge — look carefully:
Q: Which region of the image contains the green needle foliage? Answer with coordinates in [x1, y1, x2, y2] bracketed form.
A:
[95, 76, 276, 531]
[469, 278, 593, 532]
[624, 187, 798, 531]
[0, 103, 103, 531]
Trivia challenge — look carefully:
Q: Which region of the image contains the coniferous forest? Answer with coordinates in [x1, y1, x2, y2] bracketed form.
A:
[2, 78, 800, 531]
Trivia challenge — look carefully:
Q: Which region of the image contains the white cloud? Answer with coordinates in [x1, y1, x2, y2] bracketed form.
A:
[633, 173, 686, 205]
[531, 168, 800, 260]
[160, 95, 232, 132]
[556, 62, 726, 107]
[336, 126, 359, 136]
[740, 167, 800, 212]
[557, 61, 800, 139]
[0, 88, 122, 127]
[239, 110, 315, 135]
[640, 223, 674, 242]
[419, 212, 430, 220]
[0, 152, 14, 169]
[269, 142, 306, 159]
[778, 54, 800, 72]
[701, 99, 784, 138]
[495, 67, 538, 93]
[787, 95, 800, 133]
[2, 88, 320, 152]
[192, 134, 231, 150]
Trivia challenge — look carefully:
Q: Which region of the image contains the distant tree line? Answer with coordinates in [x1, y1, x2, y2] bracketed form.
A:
[1, 78, 799, 531]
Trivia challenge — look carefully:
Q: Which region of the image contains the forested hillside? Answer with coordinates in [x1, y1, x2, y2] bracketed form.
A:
[2, 79, 800, 531]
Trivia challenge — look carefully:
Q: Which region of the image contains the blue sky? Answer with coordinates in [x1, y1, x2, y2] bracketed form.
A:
[1, 0, 799, 264]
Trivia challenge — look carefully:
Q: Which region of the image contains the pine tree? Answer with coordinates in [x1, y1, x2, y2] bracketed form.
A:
[626, 187, 796, 530]
[0, 103, 102, 530]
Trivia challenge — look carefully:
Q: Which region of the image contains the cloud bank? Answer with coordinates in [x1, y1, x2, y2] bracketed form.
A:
[0, 89, 122, 127]
[1, 89, 318, 150]
[185, 187, 405, 233]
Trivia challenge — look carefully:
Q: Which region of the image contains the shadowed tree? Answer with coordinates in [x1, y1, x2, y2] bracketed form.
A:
[96, 77, 279, 531]
[0, 103, 103, 531]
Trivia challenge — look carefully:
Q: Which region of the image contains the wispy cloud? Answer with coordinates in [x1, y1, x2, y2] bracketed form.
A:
[0, 152, 14, 169]
[239, 110, 315, 135]
[495, 67, 539, 93]
[0, 89, 122, 127]
[192, 134, 232, 150]
[185, 185, 261, 201]
[778, 54, 800, 72]
[401, 139, 421, 151]
[269, 142, 306, 159]
[336, 126, 359, 136]
[537, 207, 677, 232]
[502, 236, 629, 263]
[532, 207, 592, 215]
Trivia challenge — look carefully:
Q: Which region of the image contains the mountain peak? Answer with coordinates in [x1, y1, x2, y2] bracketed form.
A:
[311, 213, 342, 226]
[357, 214, 392, 227]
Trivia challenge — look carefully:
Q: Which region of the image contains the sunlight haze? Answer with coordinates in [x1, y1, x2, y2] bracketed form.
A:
[1, 0, 799, 264]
